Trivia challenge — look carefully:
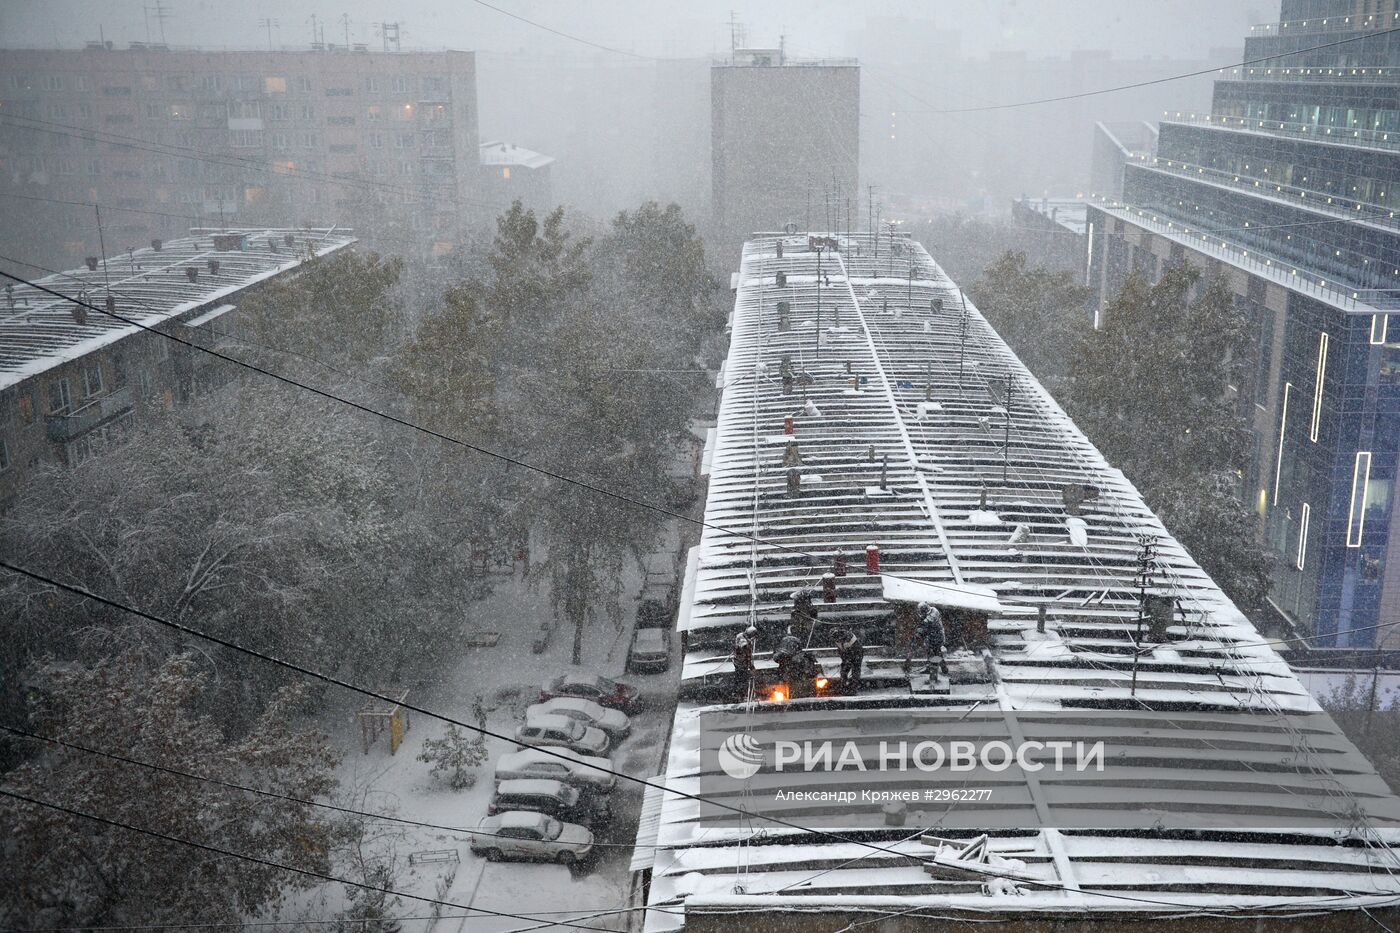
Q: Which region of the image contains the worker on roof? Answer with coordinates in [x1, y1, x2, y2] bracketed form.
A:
[732, 626, 756, 698]
[837, 629, 864, 692]
[909, 602, 948, 678]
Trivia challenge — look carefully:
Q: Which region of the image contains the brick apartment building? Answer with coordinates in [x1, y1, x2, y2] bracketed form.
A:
[0, 44, 479, 266]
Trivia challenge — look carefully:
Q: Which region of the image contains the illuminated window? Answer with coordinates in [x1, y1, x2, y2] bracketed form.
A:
[1273, 382, 1291, 505]
[502, 167, 511, 180]
[1309, 332, 1328, 442]
[1347, 452, 1372, 547]
[264, 76, 287, 94]
[1373, 313, 1391, 345]
[1296, 502, 1311, 570]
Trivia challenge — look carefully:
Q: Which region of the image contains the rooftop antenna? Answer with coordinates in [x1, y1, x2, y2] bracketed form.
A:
[376, 21, 401, 52]
[258, 17, 279, 51]
[146, 1, 172, 44]
[340, 13, 351, 47]
[729, 11, 739, 52]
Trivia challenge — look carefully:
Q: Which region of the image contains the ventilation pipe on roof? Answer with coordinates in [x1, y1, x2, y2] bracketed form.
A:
[932, 298, 943, 313]
[84, 257, 99, 271]
[285, 233, 296, 247]
[782, 373, 793, 395]
[775, 240, 784, 259]
[105, 295, 115, 315]
[775, 270, 786, 288]
[151, 239, 163, 251]
[71, 303, 87, 326]
[822, 572, 837, 603]
[782, 440, 802, 466]
[783, 415, 794, 435]
[207, 258, 220, 275]
[834, 550, 847, 576]
[786, 467, 801, 498]
[865, 545, 879, 575]
[777, 300, 790, 331]
[1037, 605, 1047, 634]
[880, 455, 888, 490]
[185, 267, 198, 283]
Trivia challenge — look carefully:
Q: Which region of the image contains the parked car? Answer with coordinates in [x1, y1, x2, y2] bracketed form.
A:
[516, 714, 610, 756]
[470, 810, 593, 864]
[528, 697, 630, 739]
[487, 778, 612, 827]
[540, 673, 639, 713]
[494, 747, 617, 792]
[627, 625, 672, 673]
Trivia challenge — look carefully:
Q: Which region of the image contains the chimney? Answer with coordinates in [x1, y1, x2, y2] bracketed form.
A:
[1037, 605, 1047, 634]
[865, 545, 879, 576]
[185, 267, 198, 283]
[783, 415, 794, 435]
[777, 300, 790, 331]
[775, 241, 784, 258]
[84, 257, 99, 271]
[105, 295, 116, 314]
[207, 258, 220, 275]
[782, 440, 801, 466]
[285, 233, 296, 246]
[833, 550, 847, 576]
[782, 373, 793, 395]
[151, 239, 162, 251]
[822, 572, 837, 603]
[775, 270, 786, 287]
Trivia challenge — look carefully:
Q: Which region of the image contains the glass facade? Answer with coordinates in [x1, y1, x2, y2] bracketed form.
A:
[1100, 0, 1400, 646]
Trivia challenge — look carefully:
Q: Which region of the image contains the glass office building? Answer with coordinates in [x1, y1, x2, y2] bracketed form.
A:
[1086, 0, 1400, 647]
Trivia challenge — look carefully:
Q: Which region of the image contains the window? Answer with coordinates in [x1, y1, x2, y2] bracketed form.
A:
[48, 378, 72, 414]
[102, 85, 132, 96]
[86, 158, 101, 176]
[0, 437, 10, 472]
[368, 132, 383, 149]
[328, 143, 356, 153]
[392, 76, 413, 94]
[422, 76, 445, 96]
[41, 74, 64, 91]
[399, 160, 414, 175]
[502, 166, 511, 180]
[366, 105, 381, 122]
[295, 75, 312, 92]
[300, 104, 315, 121]
[228, 101, 261, 120]
[266, 102, 288, 121]
[82, 363, 104, 398]
[325, 87, 353, 97]
[229, 130, 263, 148]
[327, 115, 355, 126]
[197, 74, 221, 92]
[74, 75, 91, 92]
[272, 133, 289, 150]
[394, 132, 414, 149]
[77, 102, 93, 120]
[365, 76, 381, 94]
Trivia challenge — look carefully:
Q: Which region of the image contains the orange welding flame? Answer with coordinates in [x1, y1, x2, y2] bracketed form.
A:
[770, 687, 788, 702]
[815, 677, 829, 689]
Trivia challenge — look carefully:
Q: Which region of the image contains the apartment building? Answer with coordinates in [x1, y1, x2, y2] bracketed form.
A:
[0, 227, 356, 508]
[0, 44, 477, 265]
[1086, 0, 1400, 646]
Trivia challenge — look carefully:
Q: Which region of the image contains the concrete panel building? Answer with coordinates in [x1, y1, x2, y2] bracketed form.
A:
[711, 49, 858, 257]
[0, 44, 478, 265]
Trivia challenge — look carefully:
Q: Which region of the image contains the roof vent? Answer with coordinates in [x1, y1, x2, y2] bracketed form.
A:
[185, 267, 198, 283]
[212, 233, 246, 251]
[207, 258, 220, 275]
[84, 257, 99, 271]
[285, 233, 295, 246]
[151, 239, 163, 251]
[71, 303, 87, 326]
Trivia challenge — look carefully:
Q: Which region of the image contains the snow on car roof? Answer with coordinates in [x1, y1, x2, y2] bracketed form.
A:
[495, 779, 575, 798]
[496, 810, 551, 830]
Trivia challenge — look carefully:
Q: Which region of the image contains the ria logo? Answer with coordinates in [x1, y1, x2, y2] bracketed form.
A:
[717, 733, 764, 780]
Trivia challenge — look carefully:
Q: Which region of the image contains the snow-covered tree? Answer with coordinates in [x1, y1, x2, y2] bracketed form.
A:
[0, 652, 341, 927]
[970, 250, 1092, 396]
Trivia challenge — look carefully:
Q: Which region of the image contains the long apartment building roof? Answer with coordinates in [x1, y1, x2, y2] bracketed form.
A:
[638, 229, 1400, 929]
[0, 227, 356, 391]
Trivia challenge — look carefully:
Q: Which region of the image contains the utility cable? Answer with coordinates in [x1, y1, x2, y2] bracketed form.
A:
[0, 788, 632, 933]
[0, 723, 668, 850]
[0, 264, 994, 605]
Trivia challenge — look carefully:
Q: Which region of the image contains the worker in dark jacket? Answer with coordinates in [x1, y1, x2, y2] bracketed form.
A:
[917, 602, 949, 676]
[837, 629, 865, 691]
[732, 626, 756, 698]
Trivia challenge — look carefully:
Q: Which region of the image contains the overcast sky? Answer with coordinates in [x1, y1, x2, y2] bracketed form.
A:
[1, 1, 1265, 61]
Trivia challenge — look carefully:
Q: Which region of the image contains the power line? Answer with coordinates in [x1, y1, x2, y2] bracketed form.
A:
[463, 0, 658, 60]
[0, 264, 993, 605]
[0, 787, 631, 933]
[2, 557, 1391, 918]
[894, 25, 1400, 114]
[0, 191, 206, 225]
[0, 723, 667, 851]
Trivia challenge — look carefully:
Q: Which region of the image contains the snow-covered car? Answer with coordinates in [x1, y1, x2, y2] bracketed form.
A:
[539, 672, 639, 713]
[627, 625, 672, 673]
[470, 810, 593, 864]
[493, 747, 617, 792]
[516, 713, 610, 756]
[527, 697, 631, 739]
[488, 778, 612, 827]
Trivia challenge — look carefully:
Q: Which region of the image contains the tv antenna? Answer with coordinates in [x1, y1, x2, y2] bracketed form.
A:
[257, 17, 279, 51]
[375, 21, 402, 53]
[144, 1, 172, 45]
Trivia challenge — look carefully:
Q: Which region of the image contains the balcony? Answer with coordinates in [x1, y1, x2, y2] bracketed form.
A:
[46, 385, 133, 443]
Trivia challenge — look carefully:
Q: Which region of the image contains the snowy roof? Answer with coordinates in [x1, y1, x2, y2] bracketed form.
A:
[638, 230, 1400, 927]
[0, 228, 355, 392]
[1019, 197, 1089, 236]
[479, 140, 555, 169]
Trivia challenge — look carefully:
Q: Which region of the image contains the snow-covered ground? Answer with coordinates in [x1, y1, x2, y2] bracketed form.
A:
[283, 522, 686, 931]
